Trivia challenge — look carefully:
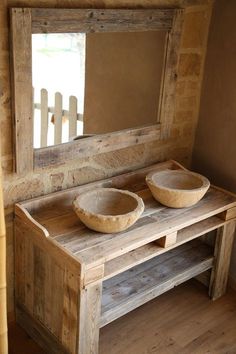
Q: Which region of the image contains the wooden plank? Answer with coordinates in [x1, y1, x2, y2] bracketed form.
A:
[33, 246, 46, 323]
[45, 261, 64, 339]
[14, 218, 81, 277]
[77, 283, 102, 354]
[103, 216, 224, 280]
[76, 188, 236, 268]
[195, 270, 211, 287]
[34, 124, 161, 168]
[156, 231, 177, 247]
[43, 255, 53, 333]
[100, 242, 213, 327]
[16, 304, 69, 354]
[15, 203, 49, 238]
[31, 8, 175, 33]
[14, 227, 26, 305]
[40, 89, 48, 148]
[34, 103, 83, 122]
[62, 269, 79, 354]
[83, 264, 104, 287]
[24, 236, 34, 314]
[209, 221, 236, 300]
[69, 96, 77, 139]
[219, 206, 236, 221]
[36, 212, 83, 238]
[160, 9, 184, 139]
[10, 8, 33, 174]
[104, 241, 200, 289]
[54, 92, 63, 145]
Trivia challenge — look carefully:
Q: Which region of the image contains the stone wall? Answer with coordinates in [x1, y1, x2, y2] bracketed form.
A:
[0, 0, 213, 319]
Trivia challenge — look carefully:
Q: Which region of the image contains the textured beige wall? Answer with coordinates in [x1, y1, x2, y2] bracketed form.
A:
[0, 0, 213, 318]
[84, 31, 166, 134]
[192, 0, 236, 282]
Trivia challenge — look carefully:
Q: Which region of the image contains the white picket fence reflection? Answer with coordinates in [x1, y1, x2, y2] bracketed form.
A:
[33, 88, 83, 148]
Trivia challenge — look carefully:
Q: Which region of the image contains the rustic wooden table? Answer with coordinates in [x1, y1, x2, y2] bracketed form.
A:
[15, 160, 236, 354]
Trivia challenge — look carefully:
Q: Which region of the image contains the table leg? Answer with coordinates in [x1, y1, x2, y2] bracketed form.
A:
[209, 221, 236, 300]
[77, 282, 102, 354]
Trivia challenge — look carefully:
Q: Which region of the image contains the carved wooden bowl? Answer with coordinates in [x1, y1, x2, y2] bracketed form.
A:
[146, 169, 210, 208]
[73, 188, 144, 233]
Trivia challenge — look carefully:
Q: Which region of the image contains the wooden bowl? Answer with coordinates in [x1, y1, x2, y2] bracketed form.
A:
[73, 188, 144, 233]
[146, 169, 210, 208]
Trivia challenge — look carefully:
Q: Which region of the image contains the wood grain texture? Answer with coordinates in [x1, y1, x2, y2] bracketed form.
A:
[100, 240, 213, 327]
[16, 305, 69, 354]
[10, 282, 236, 354]
[31, 8, 175, 33]
[10, 8, 33, 174]
[14, 161, 236, 354]
[0, 160, 7, 354]
[219, 206, 236, 221]
[16, 161, 236, 272]
[160, 9, 184, 139]
[209, 221, 236, 300]
[62, 269, 79, 353]
[34, 124, 161, 168]
[77, 283, 102, 354]
[10, 7, 183, 170]
[76, 187, 236, 269]
[156, 231, 177, 247]
[104, 216, 224, 280]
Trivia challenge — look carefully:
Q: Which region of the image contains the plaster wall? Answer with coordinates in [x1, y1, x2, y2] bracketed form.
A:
[84, 31, 166, 134]
[0, 0, 213, 319]
[192, 0, 236, 283]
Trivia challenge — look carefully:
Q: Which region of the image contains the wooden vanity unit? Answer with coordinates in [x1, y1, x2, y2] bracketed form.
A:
[14, 160, 236, 354]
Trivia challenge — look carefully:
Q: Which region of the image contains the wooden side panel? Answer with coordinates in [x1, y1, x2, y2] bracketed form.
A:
[15, 227, 26, 304]
[62, 269, 79, 354]
[77, 284, 102, 354]
[10, 8, 33, 174]
[16, 305, 69, 354]
[40, 256, 65, 339]
[33, 246, 46, 323]
[24, 235, 34, 313]
[15, 220, 81, 353]
[209, 221, 236, 300]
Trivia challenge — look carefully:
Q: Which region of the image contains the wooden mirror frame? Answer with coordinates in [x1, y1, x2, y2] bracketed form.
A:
[10, 8, 184, 174]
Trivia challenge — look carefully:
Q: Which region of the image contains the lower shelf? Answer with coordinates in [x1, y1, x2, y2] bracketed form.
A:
[100, 240, 213, 328]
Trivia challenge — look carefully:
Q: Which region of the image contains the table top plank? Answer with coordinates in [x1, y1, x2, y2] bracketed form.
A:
[15, 161, 236, 268]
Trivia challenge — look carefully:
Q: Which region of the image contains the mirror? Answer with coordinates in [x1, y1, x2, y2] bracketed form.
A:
[10, 8, 184, 173]
[32, 30, 167, 148]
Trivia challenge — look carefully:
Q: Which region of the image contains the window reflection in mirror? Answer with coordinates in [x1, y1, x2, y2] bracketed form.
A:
[32, 31, 167, 149]
[32, 33, 86, 148]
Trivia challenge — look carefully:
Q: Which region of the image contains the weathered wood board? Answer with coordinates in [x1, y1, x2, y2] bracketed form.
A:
[14, 160, 236, 354]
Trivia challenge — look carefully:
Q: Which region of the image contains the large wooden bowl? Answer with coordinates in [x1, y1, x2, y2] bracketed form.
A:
[73, 188, 144, 233]
[146, 169, 210, 208]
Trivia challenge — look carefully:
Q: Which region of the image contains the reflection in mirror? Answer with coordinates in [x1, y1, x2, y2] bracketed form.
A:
[32, 31, 167, 148]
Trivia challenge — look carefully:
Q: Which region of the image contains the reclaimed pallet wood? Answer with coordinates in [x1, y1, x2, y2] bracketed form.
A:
[31, 8, 175, 33]
[100, 241, 213, 327]
[14, 160, 236, 354]
[103, 216, 225, 281]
